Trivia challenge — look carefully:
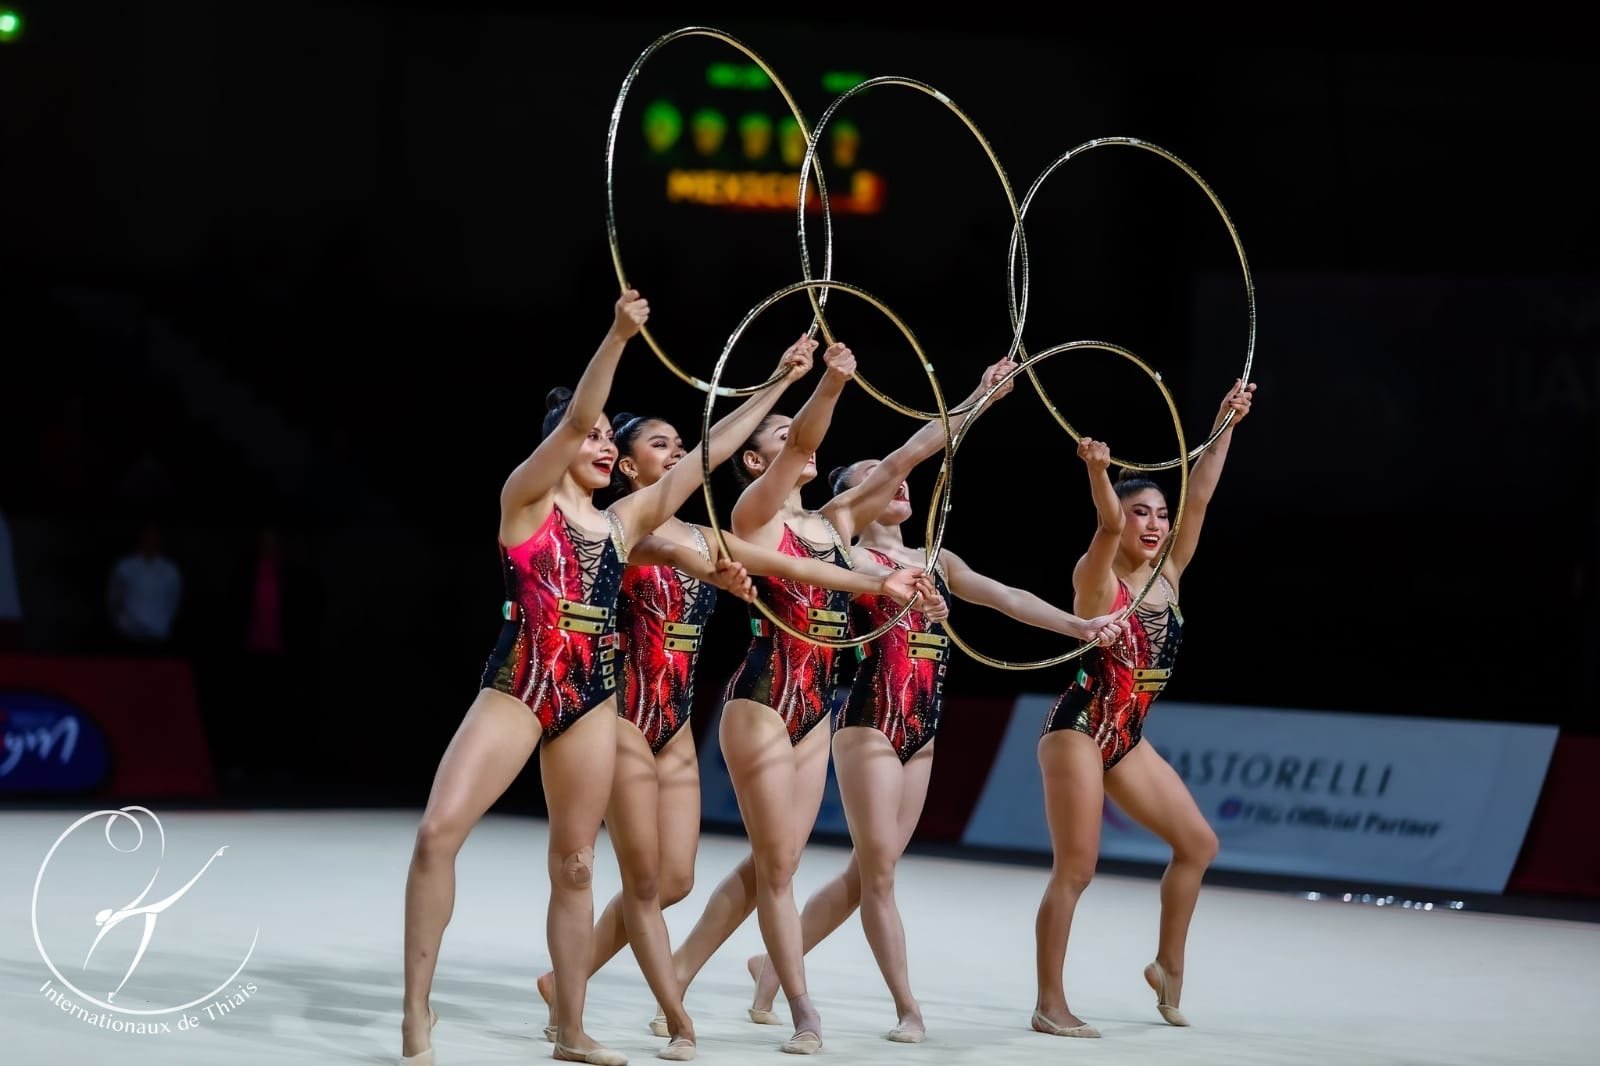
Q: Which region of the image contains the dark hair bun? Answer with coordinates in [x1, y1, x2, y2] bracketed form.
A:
[612, 411, 638, 429]
[828, 463, 859, 498]
[545, 386, 573, 413]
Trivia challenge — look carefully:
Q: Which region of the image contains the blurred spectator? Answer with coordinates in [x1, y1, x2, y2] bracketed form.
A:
[106, 520, 182, 649]
[0, 507, 20, 651]
[245, 526, 287, 656]
[239, 524, 321, 654]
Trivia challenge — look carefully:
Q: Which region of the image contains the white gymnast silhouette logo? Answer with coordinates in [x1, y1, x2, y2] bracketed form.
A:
[32, 806, 259, 1016]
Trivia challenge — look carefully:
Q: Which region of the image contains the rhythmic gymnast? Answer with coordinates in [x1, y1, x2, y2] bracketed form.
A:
[1031, 380, 1254, 1039]
[401, 291, 772, 1066]
[665, 349, 1011, 1055]
[533, 335, 938, 1058]
[743, 406, 1128, 1042]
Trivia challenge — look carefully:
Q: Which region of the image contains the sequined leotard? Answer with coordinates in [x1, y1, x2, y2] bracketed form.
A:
[833, 549, 951, 763]
[616, 525, 717, 754]
[481, 505, 627, 742]
[723, 519, 852, 745]
[1042, 575, 1183, 770]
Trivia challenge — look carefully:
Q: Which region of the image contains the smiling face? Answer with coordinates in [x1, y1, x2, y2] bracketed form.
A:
[1119, 487, 1171, 563]
[618, 419, 686, 489]
[568, 415, 618, 491]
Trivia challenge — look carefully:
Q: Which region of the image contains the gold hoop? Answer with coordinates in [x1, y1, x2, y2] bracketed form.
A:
[795, 75, 1029, 419]
[606, 26, 834, 396]
[1009, 138, 1255, 469]
[701, 279, 954, 649]
[929, 340, 1189, 670]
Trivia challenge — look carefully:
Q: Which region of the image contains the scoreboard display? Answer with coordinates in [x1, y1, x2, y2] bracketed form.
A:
[628, 61, 884, 215]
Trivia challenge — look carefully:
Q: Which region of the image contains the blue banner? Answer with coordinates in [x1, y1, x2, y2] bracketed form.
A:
[0, 690, 113, 793]
[963, 699, 1558, 893]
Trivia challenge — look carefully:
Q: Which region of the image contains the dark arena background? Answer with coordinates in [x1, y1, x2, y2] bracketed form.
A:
[2, 5, 1596, 1065]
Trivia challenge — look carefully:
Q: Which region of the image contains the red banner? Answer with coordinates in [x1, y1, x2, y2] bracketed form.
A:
[0, 655, 216, 799]
[1507, 734, 1600, 898]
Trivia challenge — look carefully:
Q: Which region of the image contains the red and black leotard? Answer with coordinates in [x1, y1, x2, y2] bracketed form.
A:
[480, 505, 627, 742]
[722, 519, 852, 746]
[1042, 575, 1183, 770]
[616, 525, 717, 754]
[833, 549, 950, 763]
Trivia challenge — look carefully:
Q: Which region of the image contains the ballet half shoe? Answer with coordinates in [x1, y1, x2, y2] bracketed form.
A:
[886, 1023, 925, 1043]
[1146, 960, 1190, 1027]
[1031, 1009, 1100, 1039]
[657, 1037, 696, 1061]
[648, 1008, 669, 1038]
[780, 1029, 823, 1055]
[554, 1043, 629, 1066]
[747, 956, 782, 1025]
[539, 975, 556, 1040]
[398, 1010, 440, 1063]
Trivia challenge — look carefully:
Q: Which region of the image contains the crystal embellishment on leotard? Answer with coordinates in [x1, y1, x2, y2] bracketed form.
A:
[724, 522, 853, 744]
[1042, 576, 1183, 770]
[480, 505, 626, 741]
[833, 549, 950, 763]
[615, 524, 717, 755]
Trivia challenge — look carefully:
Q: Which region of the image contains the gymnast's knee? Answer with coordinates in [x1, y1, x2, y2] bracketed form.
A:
[753, 844, 800, 892]
[860, 864, 897, 900]
[1177, 826, 1220, 868]
[414, 814, 466, 865]
[660, 868, 694, 906]
[1050, 861, 1096, 898]
[555, 846, 595, 889]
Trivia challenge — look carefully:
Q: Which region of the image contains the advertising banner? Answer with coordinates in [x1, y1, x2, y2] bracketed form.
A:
[963, 699, 1557, 893]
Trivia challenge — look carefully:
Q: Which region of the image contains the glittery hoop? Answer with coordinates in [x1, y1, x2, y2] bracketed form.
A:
[1009, 138, 1255, 470]
[930, 339, 1189, 670]
[701, 279, 954, 650]
[606, 26, 835, 397]
[795, 76, 1029, 420]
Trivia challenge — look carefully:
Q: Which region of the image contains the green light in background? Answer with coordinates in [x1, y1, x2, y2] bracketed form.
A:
[777, 116, 805, 168]
[821, 71, 866, 93]
[738, 113, 774, 161]
[831, 120, 861, 169]
[642, 99, 682, 154]
[706, 62, 771, 90]
[0, 9, 23, 42]
[691, 108, 728, 157]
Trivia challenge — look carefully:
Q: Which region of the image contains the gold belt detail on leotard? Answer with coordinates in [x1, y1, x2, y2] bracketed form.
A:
[557, 598, 612, 635]
[750, 614, 845, 638]
[856, 630, 950, 663]
[663, 620, 702, 652]
[806, 607, 846, 635]
[1132, 666, 1171, 693]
